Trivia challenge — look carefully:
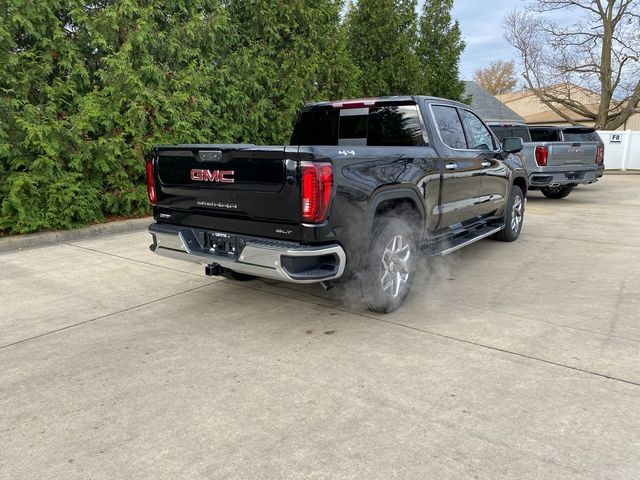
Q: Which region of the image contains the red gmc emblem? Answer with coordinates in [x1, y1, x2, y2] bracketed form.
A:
[190, 169, 235, 183]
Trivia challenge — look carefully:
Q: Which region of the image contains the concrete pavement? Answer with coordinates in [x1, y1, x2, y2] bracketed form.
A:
[1, 175, 639, 479]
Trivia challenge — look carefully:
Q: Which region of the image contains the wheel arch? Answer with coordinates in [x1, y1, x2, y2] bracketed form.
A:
[366, 186, 426, 239]
[512, 174, 528, 197]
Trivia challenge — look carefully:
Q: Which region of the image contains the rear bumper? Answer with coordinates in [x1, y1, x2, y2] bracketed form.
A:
[528, 168, 599, 187]
[148, 223, 346, 284]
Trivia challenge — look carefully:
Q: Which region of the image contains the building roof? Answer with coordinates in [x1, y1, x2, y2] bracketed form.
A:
[464, 81, 525, 123]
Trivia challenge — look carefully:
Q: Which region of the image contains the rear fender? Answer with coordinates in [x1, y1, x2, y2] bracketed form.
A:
[366, 186, 426, 241]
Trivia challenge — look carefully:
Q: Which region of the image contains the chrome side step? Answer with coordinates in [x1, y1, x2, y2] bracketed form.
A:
[426, 225, 504, 256]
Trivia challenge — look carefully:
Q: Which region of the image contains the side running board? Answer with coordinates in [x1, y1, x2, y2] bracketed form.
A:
[425, 225, 504, 257]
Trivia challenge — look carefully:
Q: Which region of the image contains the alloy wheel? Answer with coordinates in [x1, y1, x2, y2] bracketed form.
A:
[380, 235, 411, 298]
[511, 195, 523, 232]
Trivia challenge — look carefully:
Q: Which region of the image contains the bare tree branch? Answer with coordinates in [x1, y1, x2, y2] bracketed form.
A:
[503, 1, 640, 129]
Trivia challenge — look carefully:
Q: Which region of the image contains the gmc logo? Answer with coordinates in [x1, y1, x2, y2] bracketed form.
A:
[190, 169, 235, 183]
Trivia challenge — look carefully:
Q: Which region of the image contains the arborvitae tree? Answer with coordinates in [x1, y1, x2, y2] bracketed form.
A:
[223, 0, 358, 144]
[0, 0, 357, 234]
[0, 1, 97, 233]
[345, 0, 420, 97]
[0, 0, 237, 233]
[415, 0, 466, 101]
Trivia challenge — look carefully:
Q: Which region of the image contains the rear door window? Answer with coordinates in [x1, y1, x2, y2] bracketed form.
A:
[432, 105, 467, 149]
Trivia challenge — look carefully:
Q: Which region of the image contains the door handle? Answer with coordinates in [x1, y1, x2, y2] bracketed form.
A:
[445, 163, 458, 171]
[481, 161, 491, 168]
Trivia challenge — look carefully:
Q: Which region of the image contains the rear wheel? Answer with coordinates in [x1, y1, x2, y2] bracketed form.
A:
[494, 185, 524, 242]
[541, 185, 573, 199]
[362, 217, 417, 313]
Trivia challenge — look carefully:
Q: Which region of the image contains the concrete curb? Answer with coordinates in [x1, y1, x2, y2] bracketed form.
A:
[0, 217, 153, 253]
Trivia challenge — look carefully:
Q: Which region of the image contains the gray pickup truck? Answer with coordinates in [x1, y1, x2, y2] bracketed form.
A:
[489, 123, 603, 199]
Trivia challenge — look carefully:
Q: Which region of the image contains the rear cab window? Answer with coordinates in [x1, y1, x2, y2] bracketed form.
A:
[290, 109, 339, 146]
[562, 128, 600, 142]
[530, 128, 561, 142]
[290, 102, 427, 147]
[489, 125, 532, 143]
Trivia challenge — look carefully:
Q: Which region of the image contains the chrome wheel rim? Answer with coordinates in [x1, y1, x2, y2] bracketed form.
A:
[511, 195, 523, 232]
[380, 235, 411, 298]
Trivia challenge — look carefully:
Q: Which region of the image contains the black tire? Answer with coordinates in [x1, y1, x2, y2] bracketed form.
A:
[222, 270, 255, 281]
[494, 185, 525, 242]
[541, 185, 573, 199]
[361, 217, 417, 313]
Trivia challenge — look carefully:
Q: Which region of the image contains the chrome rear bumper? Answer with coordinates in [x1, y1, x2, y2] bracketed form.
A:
[148, 223, 346, 284]
[528, 169, 599, 187]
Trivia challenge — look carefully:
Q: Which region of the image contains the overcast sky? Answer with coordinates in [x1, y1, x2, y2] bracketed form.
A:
[449, 0, 526, 81]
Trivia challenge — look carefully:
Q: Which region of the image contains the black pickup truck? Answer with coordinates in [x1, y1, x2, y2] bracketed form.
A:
[147, 96, 528, 312]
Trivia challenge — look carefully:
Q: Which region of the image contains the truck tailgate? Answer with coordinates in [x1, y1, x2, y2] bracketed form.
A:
[154, 145, 302, 238]
[548, 142, 598, 167]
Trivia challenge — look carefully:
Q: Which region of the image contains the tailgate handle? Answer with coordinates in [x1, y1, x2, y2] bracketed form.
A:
[198, 150, 223, 162]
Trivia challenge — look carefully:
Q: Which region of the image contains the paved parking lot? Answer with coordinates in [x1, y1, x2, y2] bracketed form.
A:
[2, 175, 639, 479]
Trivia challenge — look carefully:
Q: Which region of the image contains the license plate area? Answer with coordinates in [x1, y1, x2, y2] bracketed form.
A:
[208, 231, 243, 258]
[565, 172, 579, 180]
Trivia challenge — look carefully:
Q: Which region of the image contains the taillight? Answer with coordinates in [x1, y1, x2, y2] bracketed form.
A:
[146, 159, 157, 205]
[535, 146, 548, 167]
[301, 161, 333, 223]
[596, 144, 603, 164]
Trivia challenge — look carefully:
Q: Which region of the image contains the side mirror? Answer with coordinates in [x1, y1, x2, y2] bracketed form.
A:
[502, 137, 523, 154]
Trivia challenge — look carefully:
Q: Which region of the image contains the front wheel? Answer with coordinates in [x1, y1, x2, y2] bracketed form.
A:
[541, 185, 573, 199]
[494, 185, 525, 242]
[362, 217, 417, 313]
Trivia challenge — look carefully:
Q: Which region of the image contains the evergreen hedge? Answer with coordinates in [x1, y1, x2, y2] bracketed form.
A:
[0, 0, 465, 235]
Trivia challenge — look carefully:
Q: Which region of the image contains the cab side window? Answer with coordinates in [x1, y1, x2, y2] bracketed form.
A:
[460, 110, 495, 151]
[432, 105, 467, 149]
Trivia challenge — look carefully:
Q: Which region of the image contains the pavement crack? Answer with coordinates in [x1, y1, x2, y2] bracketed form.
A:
[228, 281, 640, 389]
[0, 283, 217, 351]
[356, 313, 640, 388]
[523, 233, 639, 249]
[67, 243, 210, 279]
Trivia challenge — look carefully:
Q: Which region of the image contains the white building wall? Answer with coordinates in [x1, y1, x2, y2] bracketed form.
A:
[597, 130, 640, 170]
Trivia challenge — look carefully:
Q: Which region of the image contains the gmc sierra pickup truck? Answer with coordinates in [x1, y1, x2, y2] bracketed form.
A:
[489, 123, 603, 199]
[147, 96, 528, 312]
[529, 125, 605, 179]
